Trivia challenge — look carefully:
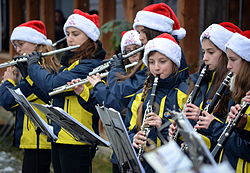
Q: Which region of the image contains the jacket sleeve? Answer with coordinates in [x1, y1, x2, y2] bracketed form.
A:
[107, 67, 147, 103]
[92, 82, 124, 112]
[27, 60, 99, 93]
[0, 79, 33, 110]
[125, 94, 139, 142]
[223, 129, 250, 162]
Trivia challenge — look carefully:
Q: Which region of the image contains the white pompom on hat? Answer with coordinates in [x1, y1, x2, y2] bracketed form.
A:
[200, 22, 242, 52]
[226, 31, 250, 62]
[120, 30, 142, 53]
[143, 33, 181, 67]
[64, 9, 100, 41]
[10, 20, 52, 46]
[133, 3, 186, 40]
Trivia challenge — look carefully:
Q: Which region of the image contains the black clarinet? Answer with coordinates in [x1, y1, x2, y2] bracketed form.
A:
[211, 101, 250, 157]
[137, 75, 159, 160]
[203, 72, 233, 114]
[171, 65, 209, 140]
[181, 72, 233, 151]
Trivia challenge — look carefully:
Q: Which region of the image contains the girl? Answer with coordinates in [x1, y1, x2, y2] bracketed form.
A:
[83, 29, 143, 112]
[126, 33, 187, 173]
[0, 20, 60, 173]
[169, 22, 242, 149]
[107, 3, 189, 109]
[26, 9, 106, 173]
[195, 31, 250, 172]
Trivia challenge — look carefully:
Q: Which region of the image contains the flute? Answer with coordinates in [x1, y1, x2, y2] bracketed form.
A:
[170, 65, 208, 141]
[0, 45, 80, 69]
[211, 101, 250, 158]
[89, 45, 144, 76]
[137, 75, 159, 160]
[49, 62, 138, 96]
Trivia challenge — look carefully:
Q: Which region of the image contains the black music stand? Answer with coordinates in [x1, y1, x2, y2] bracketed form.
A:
[32, 103, 110, 147]
[7, 87, 58, 173]
[95, 105, 145, 173]
[169, 110, 217, 170]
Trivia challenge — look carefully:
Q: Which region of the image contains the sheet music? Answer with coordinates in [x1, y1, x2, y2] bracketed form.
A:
[96, 106, 145, 173]
[32, 104, 110, 147]
[144, 141, 194, 173]
[7, 88, 58, 141]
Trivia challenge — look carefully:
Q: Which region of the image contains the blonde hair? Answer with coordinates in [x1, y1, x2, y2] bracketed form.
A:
[36, 44, 61, 73]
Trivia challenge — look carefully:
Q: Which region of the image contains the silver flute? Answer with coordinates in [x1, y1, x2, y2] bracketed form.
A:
[0, 45, 80, 69]
[88, 45, 144, 76]
[49, 62, 138, 96]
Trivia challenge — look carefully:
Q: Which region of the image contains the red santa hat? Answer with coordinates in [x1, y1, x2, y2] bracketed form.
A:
[143, 33, 181, 67]
[226, 31, 250, 62]
[64, 9, 100, 41]
[133, 3, 186, 40]
[10, 20, 52, 46]
[200, 22, 242, 52]
[120, 30, 142, 54]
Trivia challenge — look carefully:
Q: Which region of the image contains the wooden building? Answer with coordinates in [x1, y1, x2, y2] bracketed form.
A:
[0, 0, 249, 76]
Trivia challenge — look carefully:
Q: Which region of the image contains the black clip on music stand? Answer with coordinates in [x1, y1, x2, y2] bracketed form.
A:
[169, 110, 217, 170]
[32, 103, 110, 147]
[7, 87, 58, 173]
[95, 105, 145, 173]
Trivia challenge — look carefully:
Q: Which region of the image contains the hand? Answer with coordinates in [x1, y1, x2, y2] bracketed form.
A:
[184, 103, 201, 121]
[27, 52, 42, 66]
[228, 104, 247, 129]
[67, 78, 83, 95]
[87, 73, 102, 87]
[194, 111, 214, 129]
[110, 53, 124, 69]
[168, 121, 177, 137]
[15, 60, 28, 78]
[242, 91, 250, 103]
[2, 67, 20, 84]
[133, 131, 146, 149]
[144, 112, 162, 128]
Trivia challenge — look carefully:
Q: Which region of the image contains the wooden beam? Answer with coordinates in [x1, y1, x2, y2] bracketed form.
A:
[241, 0, 250, 30]
[177, 0, 200, 74]
[122, 0, 147, 23]
[228, 0, 239, 26]
[25, 0, 40, 21]
[99, 0, 116, 57]
[40, 0, 55, 42]
[9, 0, 24, 59]
[74, 0, 89, 12]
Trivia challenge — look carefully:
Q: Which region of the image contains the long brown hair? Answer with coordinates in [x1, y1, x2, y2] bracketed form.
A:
[143, 27, 164, 41]
[187, 41, 229, 117]
[232, 60, 250, 103]
[68, 39, 97, 64]
[36, 45, 61, 73]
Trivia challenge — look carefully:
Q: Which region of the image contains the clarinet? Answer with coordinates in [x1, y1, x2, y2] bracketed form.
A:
[203, 72, 233, 114]
[171, 65, 209, 140]
[137, 75, 159, 160]
[181, 71, 233, 151]
[211, 101, 250, 157]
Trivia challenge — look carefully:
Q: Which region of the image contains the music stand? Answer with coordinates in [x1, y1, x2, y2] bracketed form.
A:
[7, 87, 58, 173]
[169, 110, 217, 169]
[32, 103, 110, 147]
[95, 105, 145, 173]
